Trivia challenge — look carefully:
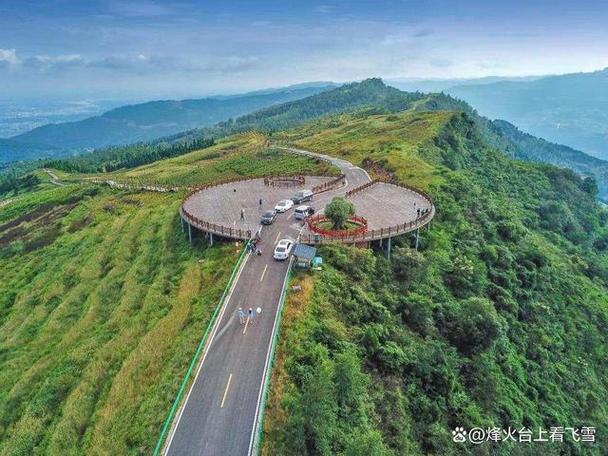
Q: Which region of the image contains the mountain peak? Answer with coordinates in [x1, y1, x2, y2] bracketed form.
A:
[358, 77, 386, 87]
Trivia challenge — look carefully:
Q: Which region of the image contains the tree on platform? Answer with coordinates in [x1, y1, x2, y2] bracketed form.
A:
[325, 197, 355, 229]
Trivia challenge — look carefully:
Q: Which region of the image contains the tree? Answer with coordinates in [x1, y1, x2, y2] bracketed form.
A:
[441, 297, 501, 356]
[325, 197, 355, 229]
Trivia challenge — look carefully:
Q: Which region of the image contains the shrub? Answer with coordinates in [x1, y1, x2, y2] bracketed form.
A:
[440, 297, 501, 356]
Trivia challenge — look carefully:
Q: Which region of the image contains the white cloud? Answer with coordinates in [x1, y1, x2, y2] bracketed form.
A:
[0, 48, 19, 67]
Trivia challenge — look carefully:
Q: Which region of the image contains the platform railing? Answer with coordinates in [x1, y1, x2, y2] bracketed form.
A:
[181, 174, 329, 241]
[180, 207, 252, 240]
[312, 174, 346, 194]
[301, 178, 435, 244]
[263, 175, 306, 187]
[299, 207, 434, 244]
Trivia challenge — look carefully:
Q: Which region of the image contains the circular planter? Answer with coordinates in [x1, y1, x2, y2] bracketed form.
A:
[307, 214, 368, 239]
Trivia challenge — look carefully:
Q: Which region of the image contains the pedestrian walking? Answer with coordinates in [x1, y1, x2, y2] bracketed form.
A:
[259, 198, 263, 208]
[248, 307, 254, 325]
[238, 307, 245, 325]
[240, 209, 245, 220]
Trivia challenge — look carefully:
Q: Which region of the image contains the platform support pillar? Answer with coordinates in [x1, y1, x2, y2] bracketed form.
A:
[188, 223, 192, 244]
[180, 216, 184, 232]
[209, 233, 214, 247]
[415, 228, 419, 251]
[387, 237, 392, 261]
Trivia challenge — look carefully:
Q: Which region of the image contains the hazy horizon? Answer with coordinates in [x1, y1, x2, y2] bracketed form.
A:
[2, 0, 608, 100]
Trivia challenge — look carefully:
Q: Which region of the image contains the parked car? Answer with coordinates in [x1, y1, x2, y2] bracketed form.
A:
[274, 199, 294, 213]
[260, 210, 277, 225]
[294, 205, 315, 220]
[292, 189, 313, 204]
[273, 239, 294, 260]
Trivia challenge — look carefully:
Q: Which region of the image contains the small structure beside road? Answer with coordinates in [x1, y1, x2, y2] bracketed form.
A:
[293, 244, 317, 269]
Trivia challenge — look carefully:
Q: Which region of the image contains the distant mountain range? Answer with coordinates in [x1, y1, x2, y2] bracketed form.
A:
[447, 68, 608, 160]
[387, 75, 544, 93]
[4, 75, 608, 201]
[150, 78, 608, 201]
[0, 83, 336, 163]
[46, 78, 608, 201]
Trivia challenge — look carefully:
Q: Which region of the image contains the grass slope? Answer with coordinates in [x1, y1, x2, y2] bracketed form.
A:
[0, 185, 239, 455]
[0, 136, 335, 455]
[65, 132, 338, 187]
[263, 111, 608, 455]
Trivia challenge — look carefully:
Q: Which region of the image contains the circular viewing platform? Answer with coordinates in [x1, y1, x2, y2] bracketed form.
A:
[180, 175, 434, 244]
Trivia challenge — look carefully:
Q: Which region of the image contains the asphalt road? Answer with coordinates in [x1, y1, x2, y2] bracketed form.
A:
[165, 149, 370, 456]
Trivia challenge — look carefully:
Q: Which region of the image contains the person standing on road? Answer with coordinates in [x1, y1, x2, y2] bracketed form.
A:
[248, 307, 254, 325]
[238, 308, 245, 325]
[240, 208, 245, 221]
[259, 198, 263, 208]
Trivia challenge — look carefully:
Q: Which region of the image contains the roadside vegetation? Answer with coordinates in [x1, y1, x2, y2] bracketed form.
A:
[2, 79, 608, 455]
[0, 139, 336, 455]
[262, 111, 608, 455]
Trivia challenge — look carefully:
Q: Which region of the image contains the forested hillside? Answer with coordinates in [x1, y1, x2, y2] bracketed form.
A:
[0, 84, 334, 163]
[490, 120, 608, 201]
[448, 68, 608, 159]
[263, 111, 608, 455]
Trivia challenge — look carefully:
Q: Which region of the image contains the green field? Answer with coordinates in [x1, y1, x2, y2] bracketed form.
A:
[0, 138, 335, 455]
[274, 110, 455, 190]
[66, 133, 338, 188]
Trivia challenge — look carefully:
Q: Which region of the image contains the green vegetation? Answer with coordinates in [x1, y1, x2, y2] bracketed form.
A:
[97, 134, 337, 187]
[263, 111, 608, 455]
[316, 220, 361, 232]
[274, 110, 455, 189]
[45, 137, 215, 174]
[490, 120, 608, 202]
[0, 137, 337, 455]
[324, 197, 355, 229]
[3, 78, 608, 455]
[0, 170, 41, 196]
[0, 185, 241, 455]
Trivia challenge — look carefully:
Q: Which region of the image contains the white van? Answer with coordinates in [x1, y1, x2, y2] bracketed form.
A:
[294, 205, 314, 220]
[292, 189, 313, 204]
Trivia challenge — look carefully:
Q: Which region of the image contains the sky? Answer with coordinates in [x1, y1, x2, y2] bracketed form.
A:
[1, 0, 607, 100]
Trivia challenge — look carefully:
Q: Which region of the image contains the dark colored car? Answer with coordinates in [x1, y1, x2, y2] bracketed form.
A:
[261, 210, 277, 225]
[291, 189, 313, 204]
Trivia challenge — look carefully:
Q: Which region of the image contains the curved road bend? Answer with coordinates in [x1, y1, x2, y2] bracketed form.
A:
[165, 149, 370, 456]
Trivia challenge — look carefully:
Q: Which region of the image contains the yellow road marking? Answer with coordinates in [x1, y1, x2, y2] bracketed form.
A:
[274, 232, 281, 243]
[220, 373, 233, 408]
[260, 264, 268, 282]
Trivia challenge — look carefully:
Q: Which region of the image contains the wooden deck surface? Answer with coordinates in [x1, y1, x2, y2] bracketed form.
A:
[182, 177, 431, 242]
